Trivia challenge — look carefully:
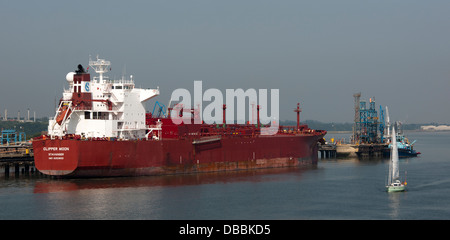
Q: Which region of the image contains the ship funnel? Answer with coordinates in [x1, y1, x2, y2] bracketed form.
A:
[76, 64, 86, 74]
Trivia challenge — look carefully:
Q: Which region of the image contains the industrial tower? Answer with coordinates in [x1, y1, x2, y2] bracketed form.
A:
[353, 93, 384, 144]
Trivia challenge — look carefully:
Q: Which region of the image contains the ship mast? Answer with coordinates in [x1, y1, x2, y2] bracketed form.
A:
[294, 103, 301, 130]
[89, 55, 110, 82]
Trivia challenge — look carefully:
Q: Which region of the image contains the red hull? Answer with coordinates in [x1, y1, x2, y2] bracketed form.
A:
[32, 134, 323, 177]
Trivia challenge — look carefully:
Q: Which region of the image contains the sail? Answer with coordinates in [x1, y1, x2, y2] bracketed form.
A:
[391, 126, 399, 181]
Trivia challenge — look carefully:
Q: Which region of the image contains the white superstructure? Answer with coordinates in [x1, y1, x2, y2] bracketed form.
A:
[49, 57, 160, 140]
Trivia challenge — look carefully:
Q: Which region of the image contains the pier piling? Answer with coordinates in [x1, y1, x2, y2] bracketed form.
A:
[318, 144, 337, 159]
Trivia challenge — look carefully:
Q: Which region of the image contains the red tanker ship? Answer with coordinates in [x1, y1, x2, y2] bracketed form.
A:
[32, 57, 326, 177]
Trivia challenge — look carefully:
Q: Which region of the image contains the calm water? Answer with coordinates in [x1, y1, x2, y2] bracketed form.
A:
[1, 131, 449, 220]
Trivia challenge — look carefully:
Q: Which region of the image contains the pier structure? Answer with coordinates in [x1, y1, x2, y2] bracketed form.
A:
[353, 96, 380, 144]
[343, 92, 388, 159]
[356, 143, 387, 159]
[0, 144, 36, 177]
[329, 142, 389, 159]
[1, 129, 26, 145]
[318, 143, 337, 159]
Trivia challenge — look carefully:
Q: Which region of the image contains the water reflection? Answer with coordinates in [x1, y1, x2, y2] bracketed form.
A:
[319, 157, 389, 167]
[33, 166, 315, 194]
[387, 191, 407, 219]
[388, 192, 401, 219]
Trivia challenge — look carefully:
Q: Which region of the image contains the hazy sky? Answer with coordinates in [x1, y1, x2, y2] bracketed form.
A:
[1, 0, 449, 123]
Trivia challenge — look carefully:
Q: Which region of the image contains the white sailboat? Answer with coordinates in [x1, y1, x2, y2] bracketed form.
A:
[386, 126, 407, 192]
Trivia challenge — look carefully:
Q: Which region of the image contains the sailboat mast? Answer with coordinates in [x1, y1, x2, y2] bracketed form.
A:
[391, 126, 399, 181]
[388, 156, 392, 185]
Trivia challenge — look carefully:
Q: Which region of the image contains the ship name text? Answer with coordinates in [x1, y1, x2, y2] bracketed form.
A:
[43, 147, 70, 151]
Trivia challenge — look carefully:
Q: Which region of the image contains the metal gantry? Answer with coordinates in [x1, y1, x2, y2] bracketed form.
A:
[1, 129, 26, 145]
[353, 93, 384, 144]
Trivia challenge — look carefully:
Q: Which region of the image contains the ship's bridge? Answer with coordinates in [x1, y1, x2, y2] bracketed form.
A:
[49, 56, 160, 140]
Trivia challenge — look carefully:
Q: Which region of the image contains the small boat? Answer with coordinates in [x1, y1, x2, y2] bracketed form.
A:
[383, 108, 420, 158]
[395, 133, 420, 157]
[393, 122, 420, 157]
[388, 179, 406, 192]
[386, 126, 406, 192]
[383, 121, 420, 158]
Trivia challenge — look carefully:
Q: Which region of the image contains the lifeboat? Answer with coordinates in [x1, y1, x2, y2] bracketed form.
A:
[56, 105, 72, 125]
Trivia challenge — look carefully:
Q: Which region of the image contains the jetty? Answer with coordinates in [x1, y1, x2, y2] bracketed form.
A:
[0, 144, 36, 177]
[318, 143, 337, 159]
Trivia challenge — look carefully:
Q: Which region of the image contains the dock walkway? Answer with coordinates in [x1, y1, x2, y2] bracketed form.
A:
[0, 144, 36, 176]
[321, 143, 389, 159]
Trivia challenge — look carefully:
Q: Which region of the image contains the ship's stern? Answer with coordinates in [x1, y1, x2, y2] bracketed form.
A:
[33, 138, 79, 176]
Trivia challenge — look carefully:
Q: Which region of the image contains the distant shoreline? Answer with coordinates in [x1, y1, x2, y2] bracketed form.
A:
[326, 129, 450, 134]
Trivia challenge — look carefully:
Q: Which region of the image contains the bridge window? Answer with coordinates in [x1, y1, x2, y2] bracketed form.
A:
[92, 112, 109, 120]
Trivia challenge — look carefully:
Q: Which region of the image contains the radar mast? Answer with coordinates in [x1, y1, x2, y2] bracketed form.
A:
[89, 55, 110, 82]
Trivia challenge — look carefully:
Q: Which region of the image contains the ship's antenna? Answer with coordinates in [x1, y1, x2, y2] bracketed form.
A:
[122, 64, 126, 81]
[89, 55, 111, 82]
